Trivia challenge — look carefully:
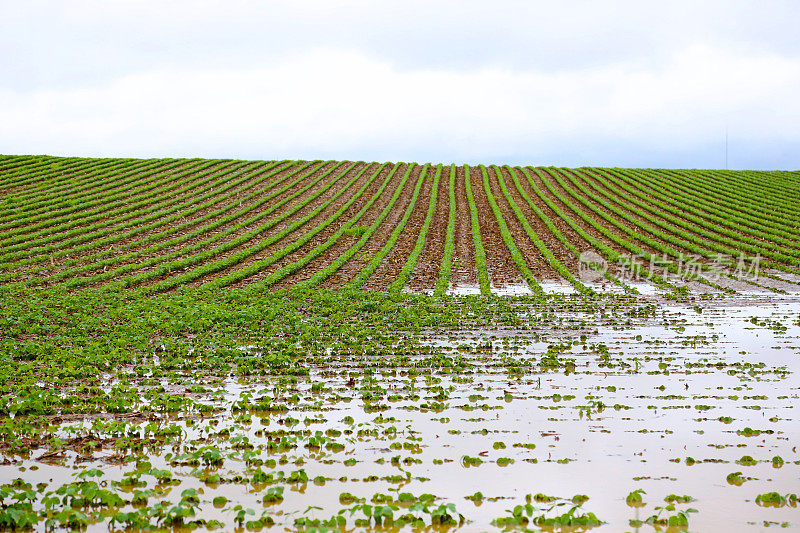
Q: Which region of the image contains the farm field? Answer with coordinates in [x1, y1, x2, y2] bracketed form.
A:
[1, 155, 799, 295]
[1, 155, 800, 532]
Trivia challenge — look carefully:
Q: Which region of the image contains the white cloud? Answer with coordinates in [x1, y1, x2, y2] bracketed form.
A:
[2, 43, 798, 167]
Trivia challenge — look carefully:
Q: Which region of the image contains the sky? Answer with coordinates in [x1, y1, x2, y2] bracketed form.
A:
[1, 1, 799, 169]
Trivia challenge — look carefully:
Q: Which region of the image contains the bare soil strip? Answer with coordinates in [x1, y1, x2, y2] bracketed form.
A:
[2, 157, 799, 294]
[35, 161, 287, 279]
[408, 165, 450, 291]
[467, 166, 522, 286]
[449, 165, 478, 286]
[83, 162, 334, 286]
[171, 162, 371, 289]
[499, 166, 580, 276]
[516, 167, 652, 283]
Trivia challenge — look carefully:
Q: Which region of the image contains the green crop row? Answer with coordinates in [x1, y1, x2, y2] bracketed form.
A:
[0, 158, 126, 218]
[296, 164, 411, 290]
[0, 158, 190, 237]
[604, 169, 800, 291]
[0, 156, 118, 200]
[464, 165, 490, 296]
[1, 156, 797, 295]
[195, 162, 387, 292]
[558, 168, 799, 280]
[495, 166, 591, 295]
[546, 168, 741, 292]
[708, 169, 800, 215]
[0, 160, 243, 263]
[49, 161, 323, 290]
[663, 168, 800, 227]
[0, 159, 168, 226]
[433, 165, 457, 297]
[601, 168, 800, 254]
[617, 168, 800, 244]
[0, 159, 225, 252]
[511, 168, 634, 293]
[527, 168, 679, 292]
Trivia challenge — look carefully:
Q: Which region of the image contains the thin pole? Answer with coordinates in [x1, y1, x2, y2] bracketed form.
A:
[725, 127, 728, 170]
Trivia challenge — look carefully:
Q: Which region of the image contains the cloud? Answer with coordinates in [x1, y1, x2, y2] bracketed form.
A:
[4, 1, 800, 89]
[1, 44, 798, 168]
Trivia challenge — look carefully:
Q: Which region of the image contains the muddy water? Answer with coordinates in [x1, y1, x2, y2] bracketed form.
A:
[2, 296, 799, 531]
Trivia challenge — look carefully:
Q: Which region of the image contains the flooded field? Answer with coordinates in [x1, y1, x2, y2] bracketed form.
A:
[1, 290, 798, 531]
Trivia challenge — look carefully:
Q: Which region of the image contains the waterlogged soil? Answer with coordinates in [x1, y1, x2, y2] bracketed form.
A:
[2, 294, 800, 531]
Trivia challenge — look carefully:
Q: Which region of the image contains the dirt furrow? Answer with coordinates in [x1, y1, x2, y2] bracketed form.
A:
[468, 166, 521, 286]
[498, 166, 577, 273]
[34, 161, 282, 277]
[450, 165, 478, 286]
[550, 168, 683, 261]
[486, 166, 560, 281]
[407, 165, 450, 292]
[51, 162, 328, 283]
[221, 162, 393, 289]
[516, 167, 642, 276]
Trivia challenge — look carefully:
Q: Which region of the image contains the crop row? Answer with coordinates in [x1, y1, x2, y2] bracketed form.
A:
[192, 162, 385, 292]
[388, 164, 442, 293]
[0, 158, 178, 227]
[31, 161, 303, 285]
[464, 165, 491, 295]
[433, 165, 457, 296]
[559, 168, 799, 289]
[0, 159, 228, 255]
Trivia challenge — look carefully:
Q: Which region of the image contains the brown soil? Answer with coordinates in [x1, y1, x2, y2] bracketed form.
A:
[407, 165, 450, 291]
[248, 162, 404, 290]
[467, 166, 521, 286]
[485, 166, 560, 281]
[449, 165, 478, 286]
[516, 167, 648, 280]
[5, 160, 222, 250]
[37, 161, 282, 279]
[3, 158, 799, 294]
[498, 166, 576, 274]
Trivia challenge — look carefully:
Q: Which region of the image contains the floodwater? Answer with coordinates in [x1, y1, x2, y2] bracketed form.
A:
[2, 295, 800, 531]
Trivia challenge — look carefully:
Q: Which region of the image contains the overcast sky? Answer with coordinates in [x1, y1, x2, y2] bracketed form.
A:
[1, 1, 799, 168]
